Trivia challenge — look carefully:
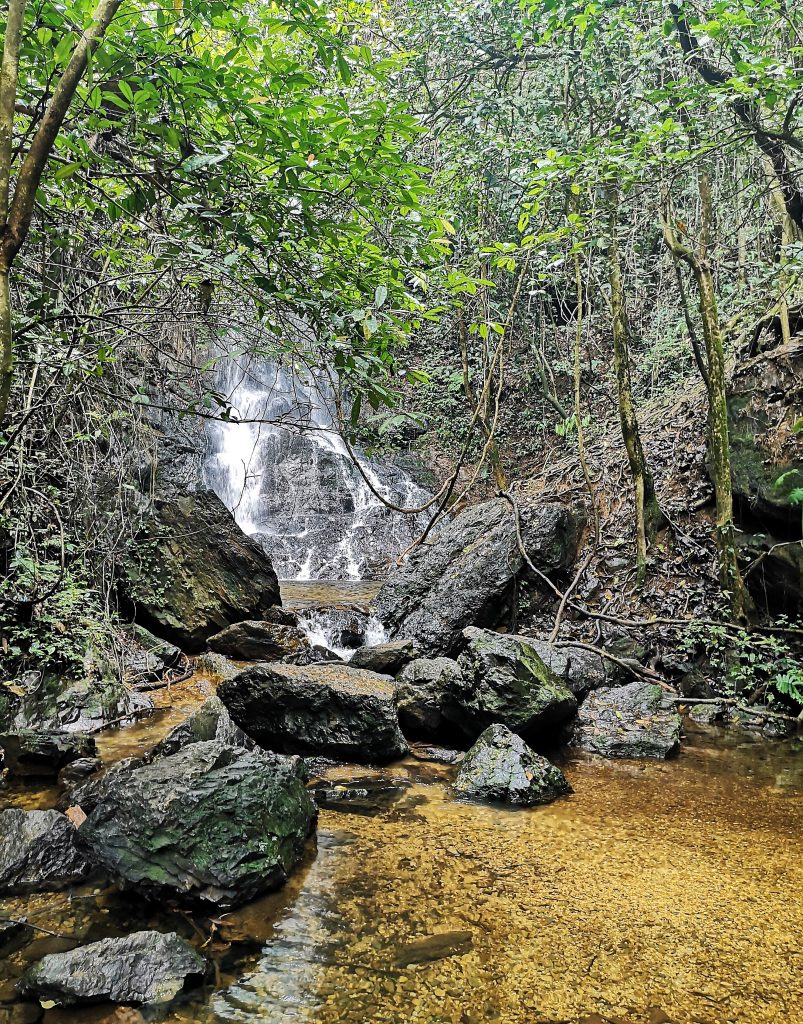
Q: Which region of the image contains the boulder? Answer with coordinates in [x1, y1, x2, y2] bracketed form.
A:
[148, 696, 255, 758]
[454, 724, 572, 806]
[372, 498, 579, 656]
[0, 809, 92, 894]
[79, 740, 316, 908]
[121, 488, 282, 652]
[573, 681, 682, 759]
[58, 757, 103, 786]
[218, 663, 407, 763]
[395, 657, 464, 739]
[688, 702, 726, 726]
[452, 628, 577, 741]
[19, 930, 205, 1007]
[208, 620, 310, 662]
[519, 638, 610, 698]
[0, 731, 96, 778]
[349, 639, 418, 676]
[195, 651, 240, 681]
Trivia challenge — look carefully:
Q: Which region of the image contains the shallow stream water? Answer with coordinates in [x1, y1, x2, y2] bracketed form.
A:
[2, 587, 802, 1024]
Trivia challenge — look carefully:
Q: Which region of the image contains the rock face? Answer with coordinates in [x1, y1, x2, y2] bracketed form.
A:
[395, 657, 464, 739]
[79, 740, 316, 908]
[454, 725, 572, 806]
[573, 681, 682, 759]
[349, 639, 418, 676]
[208, 620, 311, 661]
[122, 489, 282, 652]
[372, 498, 579, 656]
[453, 629, 577, 741]
[219, 663, 407, 762]
[19, 930, 205, 1007]
[0, 730, 96, 777]
[0, 809, 92, 893]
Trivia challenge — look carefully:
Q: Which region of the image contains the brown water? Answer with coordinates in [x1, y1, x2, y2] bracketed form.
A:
[2, 672, 803, 1023]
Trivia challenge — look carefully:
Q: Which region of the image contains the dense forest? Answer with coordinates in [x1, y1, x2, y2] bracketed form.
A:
[0, 1, 801, 1023]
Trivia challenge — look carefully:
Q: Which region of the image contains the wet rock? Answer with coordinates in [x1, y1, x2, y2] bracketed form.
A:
[208, 620, 310, 662]
[195, 651, 240, 681]
[124, 624, 182, 668]
[57, 758, 103, 787]
[573, 681, 682, 759]
[519, 638, 609, 698]
[726, 707, 795, 740]
[121, 488, 282, 652]
[453, 724, 571, 806]
[688, 702, 726, 726]
[79, 741, 315, 908]
[373, 498, 579, 656]
[407, 743, 464, 765]
[393, 930, 473, 966]
[308, 777, 410, 817]
[148, 695, 255, 758]
[0, 918, 34, 957]
[0, 810, 92, 894]
[262, 606, 299, 627]
[0, 672, 150, 735]
[395, 658, 463, 739]
[0, 731, 96, 778]
[453, 628, 577, 741]
[349, 640, 418, 676]
[219, 663, 407, 763]
[19, 930, 205, 1007]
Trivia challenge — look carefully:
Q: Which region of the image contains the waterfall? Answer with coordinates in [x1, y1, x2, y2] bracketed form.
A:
[202, 351, 432, 581]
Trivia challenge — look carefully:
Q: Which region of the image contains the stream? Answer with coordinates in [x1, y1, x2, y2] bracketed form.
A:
[2, 582, 802, 1023]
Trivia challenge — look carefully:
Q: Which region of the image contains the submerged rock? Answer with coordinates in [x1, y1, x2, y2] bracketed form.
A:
[208, 620, 311, 661]
[349, 639, 418, 676]
[19, 930, 205, 1007]
[452, 628, 577, 742]
[395, 657, 464, 739]
[573, 681, 682, 759]
[79, 740, 316, 908]
[121, 488, 282, 652]
[0, 730, 96, 778]
[373, 498, 579, 656]
[0, 809, 92, 894]
[219, 663, 407, 763]
[454, 724, 572, 806]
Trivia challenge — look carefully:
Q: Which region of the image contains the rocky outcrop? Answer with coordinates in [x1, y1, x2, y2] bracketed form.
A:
[208, 620, 311, 662]
[79, 740, 316, 908]
[349, 639, 418, 676]
[573, 681, 682, 759]
[0, 730, 96, 777]
[0, 809, 92, 893]
[453, 724, 572, 806]
[452, 628, 577, 742]
[395, 657, 464, 739]
[19, 930, 205, 1007]
[372, 498, 579, 656]
[218, 663, 407, 762]
[122, 488, 282, 652]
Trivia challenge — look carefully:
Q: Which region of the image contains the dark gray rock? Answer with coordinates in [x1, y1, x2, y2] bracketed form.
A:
[79, 740, 315, 908]
[0, 917, 34, 957]
[195, 651, 240, 681]
[688, 702, 726, 726]
[395, 657, 463, 739]
[208, 620, 311, 662]
[121, 488, 282, 652]
[262, 606, 300, 627]
[373, 498, 579, 656]
[58, 757, 103, 786]
[573, 681, 682, 759]
[519, 639, 609, 698]
[452, 628, 577, 741]
[726, 706, 795, 740]
[219, 663, 407, 763]
[0, 731, 96, 778]
[0, 809, 92, 894]
[19, 930, 205, 1006]
[454, 724, 572, 806]
[149, 696, 255, 758]
[308, 777, 410, 817]
[349, 639, 418, 676]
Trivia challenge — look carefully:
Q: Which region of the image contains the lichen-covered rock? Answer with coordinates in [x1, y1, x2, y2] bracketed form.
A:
[452, 629, 577, 742]
[0, 730, 96, 778]
[395, 657, 464, 739]
[79, 741, 315, 908]
[19, 930, 205, 1007]
[373, 498, 579, 656]
[573, 681, 682, 759]
[121, 489, 282, 652]
[349, 640, 418, 676]
[454, 724, 571, 806]
[208, 620, 310, 662]
[219, 663, 407, 763]
[148, 696, 255, 759]
[0, 809, 92, 894]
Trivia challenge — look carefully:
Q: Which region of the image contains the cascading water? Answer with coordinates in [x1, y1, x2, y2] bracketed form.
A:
[202, 350, 432, 585]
